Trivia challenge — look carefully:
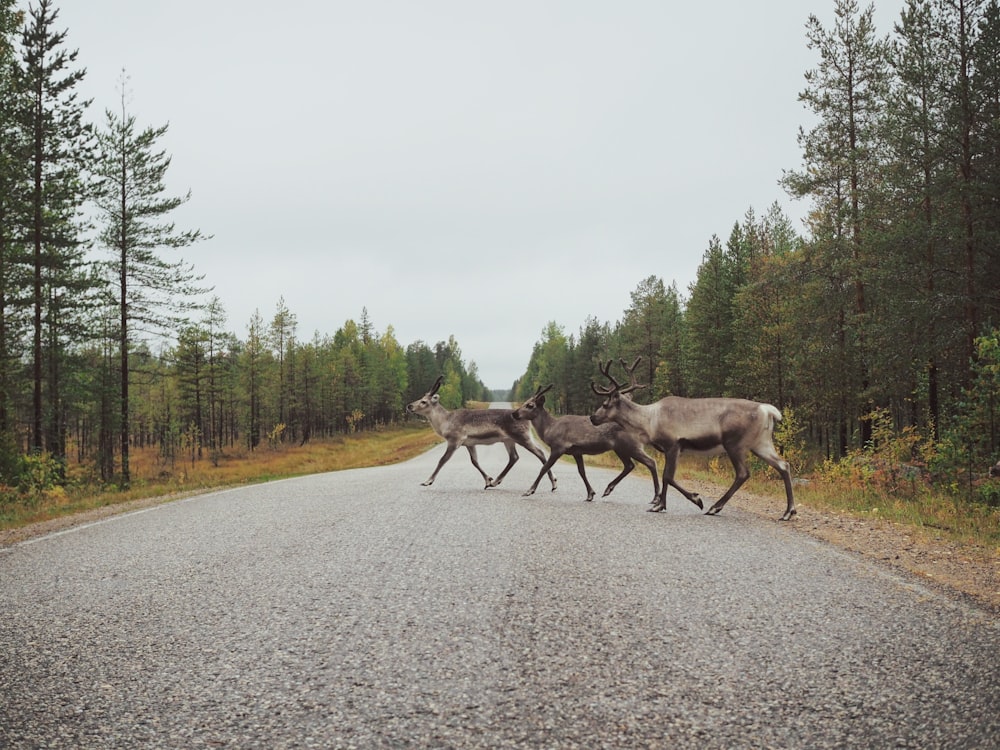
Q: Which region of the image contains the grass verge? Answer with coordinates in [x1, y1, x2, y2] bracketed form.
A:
[584, 451, 1000, 550]
[0, 425, 443, 533]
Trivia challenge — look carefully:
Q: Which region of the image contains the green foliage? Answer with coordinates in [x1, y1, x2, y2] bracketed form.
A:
[436, 370, 463, 410]
[976, 480, 1000, 508]
[928, 330, 1000, 501]
[0, 429, 23, 485]
[684, 234, 737, 396]
[0, 7, 491, 480]
[771, 407, 806, 476]
[19, 452, 65, 494]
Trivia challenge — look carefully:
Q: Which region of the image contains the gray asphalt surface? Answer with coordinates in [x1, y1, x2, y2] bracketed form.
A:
[1, 438, 998, 749]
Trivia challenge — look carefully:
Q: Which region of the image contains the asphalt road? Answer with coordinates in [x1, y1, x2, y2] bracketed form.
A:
[1, 439, 998, 749]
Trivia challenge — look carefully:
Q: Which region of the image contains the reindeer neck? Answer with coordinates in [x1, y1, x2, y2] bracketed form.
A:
[620, 398, 658, 440]
[531, 406, 557, 438]
[423, 402, 454, 433]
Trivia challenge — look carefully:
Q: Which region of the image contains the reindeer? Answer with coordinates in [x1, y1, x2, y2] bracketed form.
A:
[991, 460, 1000, 478]
[512, 384, 661, 503]
[406, 376, 557, 491]
[590, 358, 796, 520]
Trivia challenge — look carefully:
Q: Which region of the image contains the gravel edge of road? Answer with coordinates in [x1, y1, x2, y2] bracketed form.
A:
[714, 480, 1000, 615]
[2, 470, 997, 615]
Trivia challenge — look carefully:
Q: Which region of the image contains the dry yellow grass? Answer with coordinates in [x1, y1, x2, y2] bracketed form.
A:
[582, 450, 1000, 548]
[0, 425, 443, 532]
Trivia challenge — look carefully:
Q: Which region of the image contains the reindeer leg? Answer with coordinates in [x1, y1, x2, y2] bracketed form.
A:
[778, 473, 797, 521]
[490, 442, 519, 488]
[423, 442, 459, 486]
[653, 444, 703, 512]
[753, 447, 797, 520]
[523, 453, 561, 498]
[666, 478, 704, 510]
[636, 450, 661, 507]
[573, 455, 597, 501]
[705, 452, 749, 516]
[601, 453, 634, 498]
[465, 445, 495, 490]
[516, 437, 557, 491]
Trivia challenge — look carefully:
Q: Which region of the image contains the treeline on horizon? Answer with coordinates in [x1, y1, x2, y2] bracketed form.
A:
[0, 0, 498, 491]
[514, 0, 1000, 501]
[0, 0, 999, 503]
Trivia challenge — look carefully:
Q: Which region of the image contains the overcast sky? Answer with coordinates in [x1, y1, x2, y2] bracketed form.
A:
[54, 0, 906, 390]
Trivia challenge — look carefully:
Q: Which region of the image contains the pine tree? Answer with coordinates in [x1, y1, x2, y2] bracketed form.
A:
[683, 234, 736, 397]
[726, 204, 801, 407]
[243, 310, 266, 450]
[0, 0, 26, 434]
[268, 296, 296, 431]
[884, 0, 954, 435]
[17, 0, 96, 457]
[782, 0, 891, 447]
[92, 73, 209, 486]
[935, 0, 988, 361]
[614, 275, 682, 396]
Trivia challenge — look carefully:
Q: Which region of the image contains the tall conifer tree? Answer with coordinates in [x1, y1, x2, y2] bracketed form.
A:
[17, 0, 95, 456]
[783, 0, 891, 449]
[92, 74, 208, 486]
[0, 0, 26, 434]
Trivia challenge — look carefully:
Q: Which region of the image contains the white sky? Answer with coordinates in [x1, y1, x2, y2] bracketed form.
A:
[53, 0, 906, 390]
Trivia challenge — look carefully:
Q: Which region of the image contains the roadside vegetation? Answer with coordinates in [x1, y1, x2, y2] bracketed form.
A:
[0, 426, 442, 532]
[588, 448, 1000, 550]
[585, 403, 1000, 550]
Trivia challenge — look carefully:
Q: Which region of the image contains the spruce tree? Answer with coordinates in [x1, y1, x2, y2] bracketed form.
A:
[92, 74, 209, 486]
[0, 0, 26, 434]
[782, 0, 891, 448]
[17, 0, 96, 457]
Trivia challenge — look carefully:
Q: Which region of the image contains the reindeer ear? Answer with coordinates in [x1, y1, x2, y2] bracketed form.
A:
[431, 394, 440, 404]
[537, 394, 546, 406]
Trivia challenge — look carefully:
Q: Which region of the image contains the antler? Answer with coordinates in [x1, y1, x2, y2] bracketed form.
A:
[532, 384, 554, 399]
[428, 375, 444, 396]
[591, 359, 625, 396]
[619, 357, 646, 392]
[591, 357, 646, 397]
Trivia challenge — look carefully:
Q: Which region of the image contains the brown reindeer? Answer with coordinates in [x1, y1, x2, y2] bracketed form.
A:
[590, 358, 795, 520]
[512, 384, 661, 503]
[406, 376, 556, 491]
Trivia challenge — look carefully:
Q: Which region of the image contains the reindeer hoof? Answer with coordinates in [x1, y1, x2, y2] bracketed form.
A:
[421, 480, 433, 487]
[780, 508, 797, 521]
[585, 494, 595, 502]
[705, 506, 721, 516]
[692, 494, 704, 510]
[522, 489, 535, 498]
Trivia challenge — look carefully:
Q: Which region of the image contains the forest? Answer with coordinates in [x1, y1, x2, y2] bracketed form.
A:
[1, 0, 999, 508]
[512, 0, 1000, 504]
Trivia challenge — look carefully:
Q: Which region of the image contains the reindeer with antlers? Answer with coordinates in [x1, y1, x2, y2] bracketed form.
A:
[512, 384, 661, 503]
[406, 376, 557, 491]
[590, 358, 796, 520]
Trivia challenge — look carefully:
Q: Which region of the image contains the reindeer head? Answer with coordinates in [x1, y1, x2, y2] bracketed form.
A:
[512, 384, 553, 421]
[406, 375, 444, 416]
[590, 357, 644, 426]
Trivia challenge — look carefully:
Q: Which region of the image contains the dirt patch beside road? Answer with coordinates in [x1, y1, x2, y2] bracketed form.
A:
[696, 480, 1000, 614]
